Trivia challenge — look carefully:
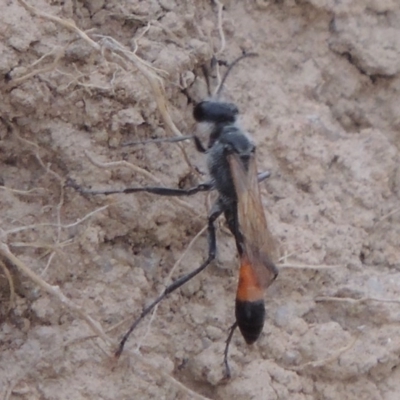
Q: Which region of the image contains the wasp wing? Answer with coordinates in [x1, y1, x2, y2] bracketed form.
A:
[228, 153, 277, 289]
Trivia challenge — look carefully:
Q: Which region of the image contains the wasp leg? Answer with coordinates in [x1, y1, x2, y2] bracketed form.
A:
[258, 170, 271, 182]
[68, 171, 268, 198]
[68, 180, 214, 196]
[115, 202, 223, 357]
[223, 321, 238, 379]
[193, 135, 207, 153]
[120, 134, 208, 154]
[122, 135, 194, 147]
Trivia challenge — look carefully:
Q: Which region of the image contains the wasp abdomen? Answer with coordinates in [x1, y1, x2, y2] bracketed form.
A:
[235, 258, 267, 344]
[235, 299, 265, 344]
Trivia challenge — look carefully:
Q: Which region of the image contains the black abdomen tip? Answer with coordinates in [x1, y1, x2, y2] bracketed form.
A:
[235, 299, 266, 344]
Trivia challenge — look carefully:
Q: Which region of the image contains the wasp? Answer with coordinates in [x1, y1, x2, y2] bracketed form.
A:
[71, 54, 278, 377]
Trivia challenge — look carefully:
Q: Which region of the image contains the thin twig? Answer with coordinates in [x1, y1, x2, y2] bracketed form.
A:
[131, 22, 152, 54]
[212, 61, 222, 97]
[9, 239, 72, 249]
[278, 250, 297, 264]
[278, 263, 341, 270]
[374, 207, 400, 228]
[214, 0, 226, 55]
[85, 150, 160, 184]
[315, 296, 400, 305]
[4, 205, 109, 235]
[8, 43, 69, 87]
[41, 251, 57, 276]
[0, 186, 46, 196]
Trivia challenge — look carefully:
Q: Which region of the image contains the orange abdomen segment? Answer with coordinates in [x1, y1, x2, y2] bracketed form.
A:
[236, 258, 266, 344]
[236, 258, 264, 302]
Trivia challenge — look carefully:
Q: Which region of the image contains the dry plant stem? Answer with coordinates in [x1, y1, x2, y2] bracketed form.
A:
[278, 250, 297, 264]
[0, 259, 15, 311]
[8, 43, 68, 87]
[315, 296, 400, 305]
[106, 317, 134, 334]
[374, 207, 400, 228]
[84, 151, 199, 216]
[93, 34, 166, 75]
[131, 22, 152, 54]
[0, 242, 112, 345]
[278, 263, 341, 270]
[4, 205, 109, 235]
[213, 62, 223, 97]
[290, 334, 359, 371]
[84, 150, 159, 183]
[0, 186, 46, 196]
[214, 0, 226, 55]
[9, 239, 72, 249]
[41, 251, 56, 276]
[136, 224, 208, 352]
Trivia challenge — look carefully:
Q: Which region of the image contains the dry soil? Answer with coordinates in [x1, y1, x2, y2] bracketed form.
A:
[1, 1, 400, 399]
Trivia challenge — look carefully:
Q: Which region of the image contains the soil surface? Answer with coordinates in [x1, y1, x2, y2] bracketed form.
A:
[1, 1, 400, 399]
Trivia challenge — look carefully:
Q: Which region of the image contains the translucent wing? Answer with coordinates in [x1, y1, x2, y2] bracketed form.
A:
[228, 153, 277, 289]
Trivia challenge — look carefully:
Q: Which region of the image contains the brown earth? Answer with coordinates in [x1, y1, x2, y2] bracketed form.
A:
[1, 0, 400, 399]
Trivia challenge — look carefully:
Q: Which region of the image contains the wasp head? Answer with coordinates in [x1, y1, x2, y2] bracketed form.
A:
[193, 100, 238, 124]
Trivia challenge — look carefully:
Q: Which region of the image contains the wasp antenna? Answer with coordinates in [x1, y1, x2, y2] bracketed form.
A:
[202, 63, 213, 98]
[215, 52, 259, 98]
[122, 135, 194, 147]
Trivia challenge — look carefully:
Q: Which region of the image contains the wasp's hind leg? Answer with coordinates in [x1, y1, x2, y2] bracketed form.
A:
[67, 179, 214, 197]
[258, 171, 271, 183]
[115, 201, 223, 357]
[223, 321, 238, 379]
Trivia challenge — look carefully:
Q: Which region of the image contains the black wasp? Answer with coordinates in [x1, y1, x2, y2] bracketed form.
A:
[71, 53, 278, 378]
